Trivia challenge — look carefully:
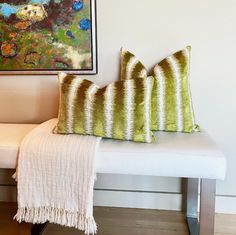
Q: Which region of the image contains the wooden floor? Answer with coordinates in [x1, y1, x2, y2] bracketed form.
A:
[0, 202, 236, 235]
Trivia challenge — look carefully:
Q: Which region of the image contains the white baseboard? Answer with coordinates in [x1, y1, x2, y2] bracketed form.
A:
[215, 195, 236, 214]
[94, 190, 236, 214]
[1, 186, 236, 214]
[94, 189, 183, 211]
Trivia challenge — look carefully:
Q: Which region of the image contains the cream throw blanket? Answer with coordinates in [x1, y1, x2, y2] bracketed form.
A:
[14, 119, 101, 235]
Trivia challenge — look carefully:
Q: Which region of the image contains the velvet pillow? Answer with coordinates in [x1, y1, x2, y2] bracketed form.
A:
[55, 72, 155, 143]
[120, 46, 199, 133]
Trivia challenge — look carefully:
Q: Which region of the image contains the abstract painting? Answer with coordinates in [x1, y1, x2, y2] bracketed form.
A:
[0, 0, 97, 74]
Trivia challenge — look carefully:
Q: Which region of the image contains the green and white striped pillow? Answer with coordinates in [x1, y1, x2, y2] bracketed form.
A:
[120, 46, 199, 133]
[55, 72, 155, 143]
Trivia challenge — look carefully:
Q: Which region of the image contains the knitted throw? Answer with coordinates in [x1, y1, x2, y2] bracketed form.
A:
[14, 119, 101, 235]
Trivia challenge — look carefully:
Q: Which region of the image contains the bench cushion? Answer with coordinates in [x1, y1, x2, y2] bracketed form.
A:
[0, 124, 37, 169]
[0, 123, 226, 180]
[97, 131, 226, 180]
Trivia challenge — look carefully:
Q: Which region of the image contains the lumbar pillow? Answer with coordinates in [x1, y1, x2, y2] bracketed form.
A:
[120, 46, 199, 133]
[55, 72, 155, 143]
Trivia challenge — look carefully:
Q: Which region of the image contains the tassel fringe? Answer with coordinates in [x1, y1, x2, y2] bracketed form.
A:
[14, 207, 97, 235]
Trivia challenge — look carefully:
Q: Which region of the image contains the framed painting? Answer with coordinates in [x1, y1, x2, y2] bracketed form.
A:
[0, 0, 97, 74]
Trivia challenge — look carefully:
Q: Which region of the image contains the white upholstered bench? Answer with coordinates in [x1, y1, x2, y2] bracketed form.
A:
[0, 122, 226, 235]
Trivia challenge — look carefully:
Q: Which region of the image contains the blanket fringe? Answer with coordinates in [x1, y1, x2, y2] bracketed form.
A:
[14, 207, 97, 235]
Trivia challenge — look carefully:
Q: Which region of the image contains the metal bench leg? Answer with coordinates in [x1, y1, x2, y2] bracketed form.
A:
[199, 179, 216, 235]
[31, 222, 48, 235]
[186, 178, 216, 235]
[187, 178, 199, 235]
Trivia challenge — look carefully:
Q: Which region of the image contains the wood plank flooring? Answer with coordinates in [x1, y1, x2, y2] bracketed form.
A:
[0, 202, 236, 235]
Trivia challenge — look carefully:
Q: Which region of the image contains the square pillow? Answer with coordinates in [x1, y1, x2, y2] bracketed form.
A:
[120, 46, 199, 133]
[55, 72, 155, 143]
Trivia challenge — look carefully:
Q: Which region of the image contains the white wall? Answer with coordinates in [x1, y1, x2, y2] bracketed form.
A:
[1, 0, 236, 213]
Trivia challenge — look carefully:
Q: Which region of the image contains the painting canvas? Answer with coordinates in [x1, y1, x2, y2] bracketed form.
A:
[0, 0, 97, 74]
